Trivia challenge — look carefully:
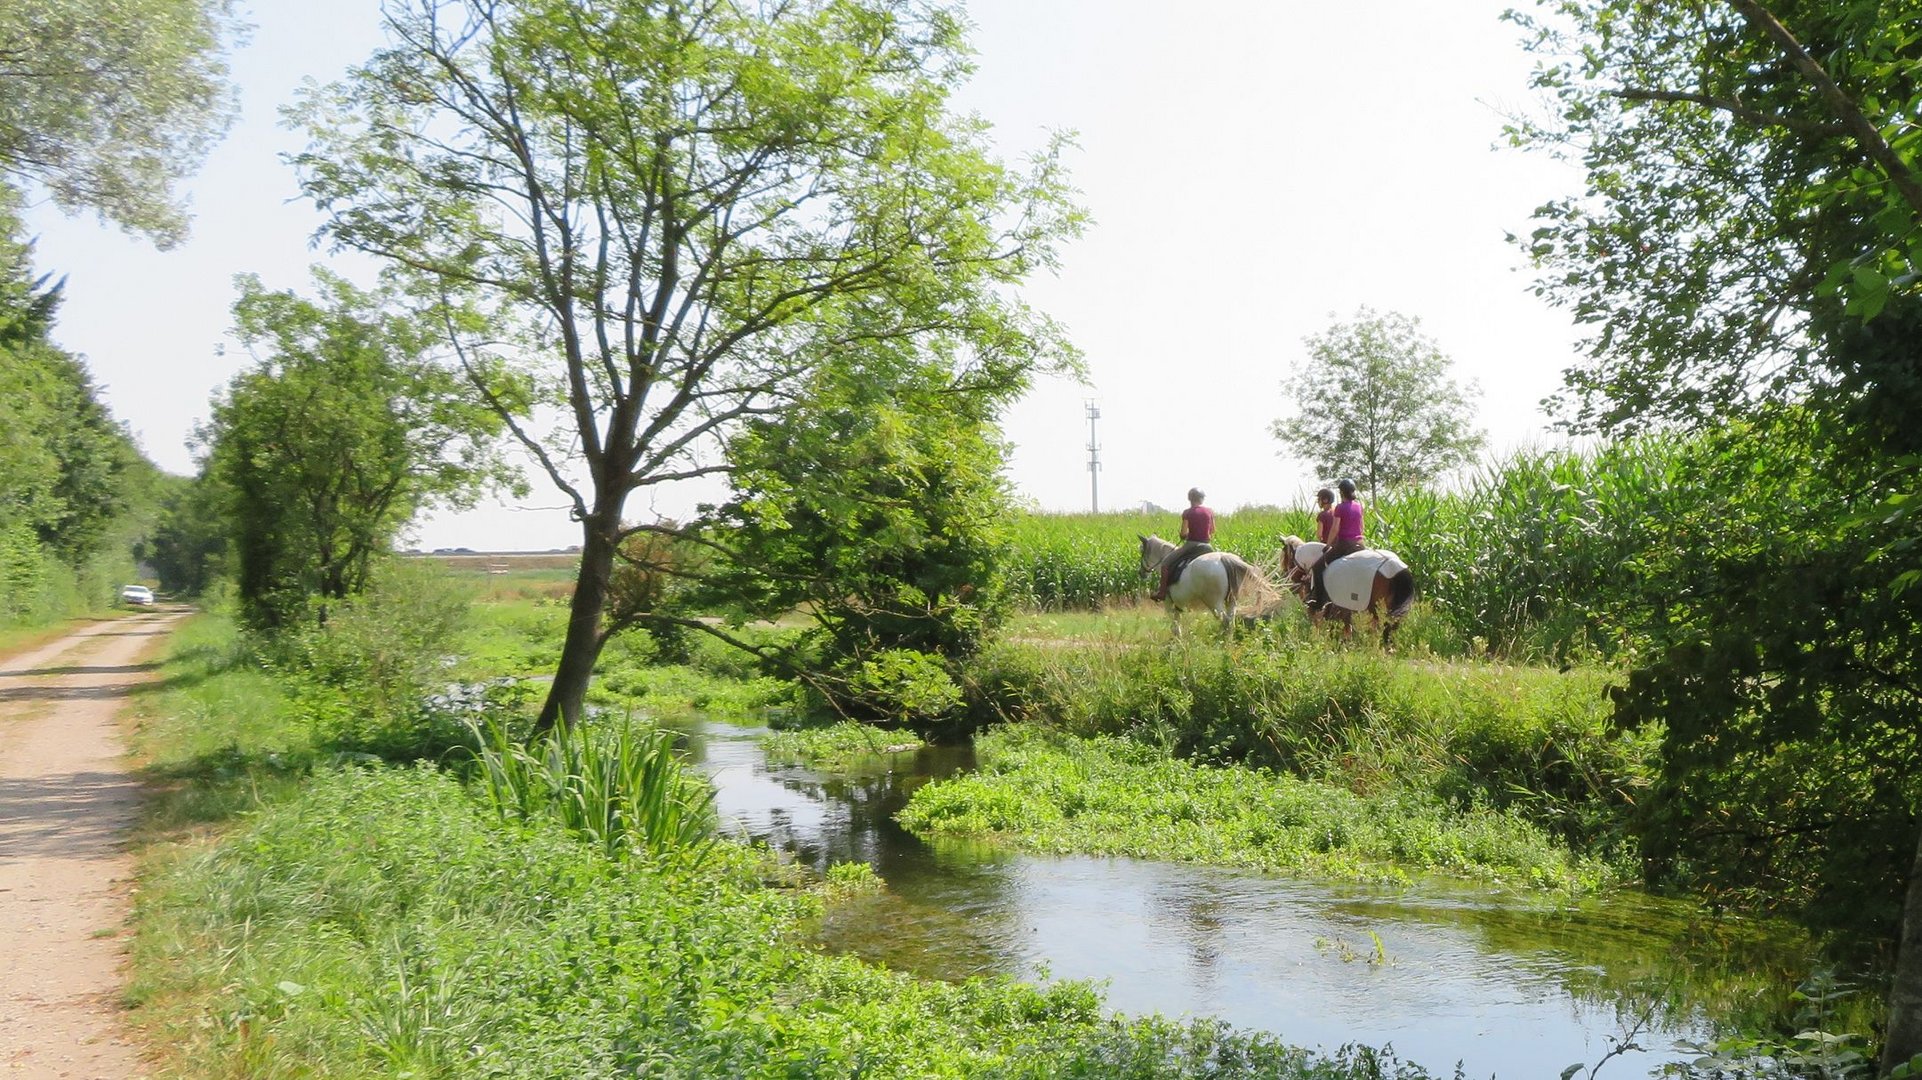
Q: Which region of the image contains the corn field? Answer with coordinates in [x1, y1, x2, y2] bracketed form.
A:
[1003, 507, 1314, 611]
[1003, 438, 1692, 657]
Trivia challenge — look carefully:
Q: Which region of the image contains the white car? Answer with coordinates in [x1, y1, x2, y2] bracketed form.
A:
[120, 584, 155, 607]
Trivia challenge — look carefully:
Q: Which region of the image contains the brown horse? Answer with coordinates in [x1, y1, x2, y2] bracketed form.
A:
[1278, 535, 1417, 647]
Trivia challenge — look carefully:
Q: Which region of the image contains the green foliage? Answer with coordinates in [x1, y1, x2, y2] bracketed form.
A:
[897, 726, 1613, 890]
[134, 753, 1443, 1078]
[201, 270, 517, 629]
[1270, 308, 1485, 496]
[264, 564, 478, 762]
[1668, 970, 1876, 1079]
[1379, 439, 1692, 658]
[1507, 0, 1922, 435]
[145, 472, 226, 596]
[764, 722, 927, 769]
[292, 0, 1083, 731]
[959, 630, 1650, 862]
[1511, 11, 1922, 1059]
[467, 715, 718, 866]
[1604, 412, 1922, 955]
[0, 199, 155, 624]
[846, 648, 966, 726]
[0, 0, 241, 246]
[705, 349, 1030, 726]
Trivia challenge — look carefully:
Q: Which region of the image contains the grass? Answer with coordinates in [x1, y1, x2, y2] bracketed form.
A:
[764, 722, 928, 769]
[123, 603, 1453, 1078]
[960, 622, 1652, 859]
[131, 763, 1447, 1078]
[897, 726, 1617, 891]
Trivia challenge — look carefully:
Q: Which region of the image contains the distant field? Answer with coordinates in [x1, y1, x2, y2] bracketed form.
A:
[405, 552, 581, 572]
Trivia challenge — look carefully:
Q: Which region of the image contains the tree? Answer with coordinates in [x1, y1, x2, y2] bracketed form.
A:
[0, 0, 244, 247]
[146, 472, 227, 597]
[697, 343, 1025, 730]
[201, 270, 518, 628]
[1508, 1, 1922, 1069]
[293, 0, 1082, 732]
[1269, 308, 1484, 495]
[0, 198, 138, 560]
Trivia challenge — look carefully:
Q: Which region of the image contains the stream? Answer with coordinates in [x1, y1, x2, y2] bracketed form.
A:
[663, 715, 1812, 1080]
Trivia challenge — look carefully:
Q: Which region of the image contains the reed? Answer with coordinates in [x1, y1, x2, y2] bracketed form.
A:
[466, 716, 717, 866]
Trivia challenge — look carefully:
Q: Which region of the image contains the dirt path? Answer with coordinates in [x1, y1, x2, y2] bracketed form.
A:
[0, 611, 183, 1079]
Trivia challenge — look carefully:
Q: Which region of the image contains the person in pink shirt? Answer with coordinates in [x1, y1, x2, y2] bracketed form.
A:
[1313, 486, 1337, 548]
[1312, 479, 1365, 608]
[1150, 487, 1215, 601]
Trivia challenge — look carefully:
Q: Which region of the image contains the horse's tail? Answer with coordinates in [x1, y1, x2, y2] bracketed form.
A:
[1225, 554, 1285, 615]
[1387, 568, 1417, 620]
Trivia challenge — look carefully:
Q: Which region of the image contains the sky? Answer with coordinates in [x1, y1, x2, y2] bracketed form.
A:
[22, 0, 1588, 552]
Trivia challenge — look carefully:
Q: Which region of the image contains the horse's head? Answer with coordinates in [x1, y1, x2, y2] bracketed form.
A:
[1279, 535, 1303, 574]
[1277, 535, 1312, 594]
[1137, 534, 1172, 575]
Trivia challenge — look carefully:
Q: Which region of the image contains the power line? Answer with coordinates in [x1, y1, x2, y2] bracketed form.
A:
[1085, 400, 1101, 512]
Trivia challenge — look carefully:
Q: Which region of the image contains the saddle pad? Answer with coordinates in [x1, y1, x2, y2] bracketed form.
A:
[1324, 550, 1406, 612]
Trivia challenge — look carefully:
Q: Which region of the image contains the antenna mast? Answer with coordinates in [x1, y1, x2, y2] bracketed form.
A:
[1084, 401, 1101, 512]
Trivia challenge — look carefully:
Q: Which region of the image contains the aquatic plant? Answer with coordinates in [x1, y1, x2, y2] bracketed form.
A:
[466, 715, 717, 865]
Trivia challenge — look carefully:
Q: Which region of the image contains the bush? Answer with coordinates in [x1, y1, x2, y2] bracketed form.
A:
[265, 563, 474, 760]
[957, 633, 1650, 859]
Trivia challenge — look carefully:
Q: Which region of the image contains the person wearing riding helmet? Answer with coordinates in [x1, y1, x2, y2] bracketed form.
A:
[1150, 487, 1215, 601]
[1312, 479, 1365, 608]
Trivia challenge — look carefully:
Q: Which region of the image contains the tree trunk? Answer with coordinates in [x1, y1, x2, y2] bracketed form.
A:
[1883, 823, 1922, 1076]
[533, 520, 615, 736]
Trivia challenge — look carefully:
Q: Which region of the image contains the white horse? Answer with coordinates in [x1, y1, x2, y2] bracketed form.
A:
[1137, 534, 1281, 634]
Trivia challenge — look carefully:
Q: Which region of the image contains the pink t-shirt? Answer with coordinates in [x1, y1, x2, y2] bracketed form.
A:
[1181, 505, 1215, 542]
[1333, 500, 1364, 543]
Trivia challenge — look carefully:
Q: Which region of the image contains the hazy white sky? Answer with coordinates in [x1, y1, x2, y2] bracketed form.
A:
[23, 0, 1585, 551]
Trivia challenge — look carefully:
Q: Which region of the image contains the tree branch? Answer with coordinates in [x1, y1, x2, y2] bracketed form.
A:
[1728, 0, 1922, 218]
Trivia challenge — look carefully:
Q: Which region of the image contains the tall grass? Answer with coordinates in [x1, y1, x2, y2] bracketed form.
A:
[1379, 440, 1688, 657]
[467, 716, 718, 865]
[1004, 507, 1310, 610]
[1004, 437, 1697, 659]
[961, 630, 1653, 861]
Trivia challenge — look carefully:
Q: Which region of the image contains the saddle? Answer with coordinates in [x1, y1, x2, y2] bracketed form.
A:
[1165, 542, 1214, 586]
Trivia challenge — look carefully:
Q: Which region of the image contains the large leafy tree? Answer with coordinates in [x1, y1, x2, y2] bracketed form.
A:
[696, 343, 1026, 730]
[1269, 308, 1484, 495]
[201, 271, 518, 628]
[0, 0, 243, 247]
[0, 200, 138, 561]
[1508, 0, 1922, 1068]
[293, 0, 1081, 732]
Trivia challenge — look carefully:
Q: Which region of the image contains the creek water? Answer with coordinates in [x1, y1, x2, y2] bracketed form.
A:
[663, 715, 1811, 1080]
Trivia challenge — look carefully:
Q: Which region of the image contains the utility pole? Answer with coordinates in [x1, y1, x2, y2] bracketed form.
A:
[1085, 400, 1101, 512]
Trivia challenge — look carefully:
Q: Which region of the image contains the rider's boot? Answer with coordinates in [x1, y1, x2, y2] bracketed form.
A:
[1149, 564, 1172, 601]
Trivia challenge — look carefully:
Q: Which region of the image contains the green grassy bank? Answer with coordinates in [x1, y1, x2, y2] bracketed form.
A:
[122, 609, 1448, 1078]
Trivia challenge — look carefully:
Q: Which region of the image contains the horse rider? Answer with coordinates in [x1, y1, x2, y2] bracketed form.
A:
[1312, 478, 1365, 608]
[1149, 487, 1215, 601]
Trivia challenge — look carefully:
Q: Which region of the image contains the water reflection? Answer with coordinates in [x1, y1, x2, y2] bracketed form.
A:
[666, 716, 1811, 1080]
